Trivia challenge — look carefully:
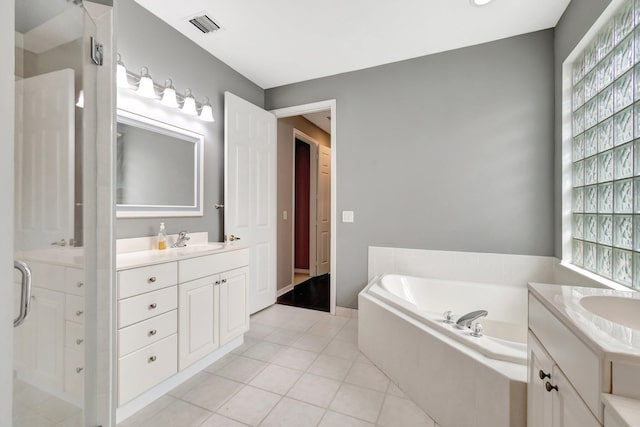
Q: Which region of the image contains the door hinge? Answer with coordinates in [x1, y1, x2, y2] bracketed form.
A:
[90, 37, 104, 66]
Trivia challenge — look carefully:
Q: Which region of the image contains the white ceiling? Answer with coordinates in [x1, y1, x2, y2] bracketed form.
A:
[134, 0, 571, 89]
[303, 111, 331, 134]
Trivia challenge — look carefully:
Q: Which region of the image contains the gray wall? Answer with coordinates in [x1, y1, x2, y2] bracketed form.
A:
[553, 0, 613, 257]
[115, 0, 263, 239]
[266, 30, 555, 308]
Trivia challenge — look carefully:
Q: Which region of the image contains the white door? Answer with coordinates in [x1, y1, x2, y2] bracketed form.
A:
[224, 92, 277, 314]
[15, 69, 75, 250]
[316, 145, 331, 276]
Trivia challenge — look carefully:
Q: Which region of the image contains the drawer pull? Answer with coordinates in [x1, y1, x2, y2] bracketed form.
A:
[148, 276, 157, 283]
[76, 367, 84, 373]
[149, 303, 157, 309]
[545, 382, 558, 392]
[149, 355, 157, 363]
[215, 280, 221, 285]
[76, 339, 84, 345]
[221, 279, 227, 283]
[538, 370, 550, 380]
[149, 329, 157, 336]
[76, 282, 84, 288]
[76, 310, 84, 316]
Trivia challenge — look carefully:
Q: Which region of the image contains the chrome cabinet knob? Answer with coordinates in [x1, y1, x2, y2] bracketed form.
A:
[539, 370, 551, 380]
[149, 329, 157, 336]
[76, 339, 84, 345]
[215, 280, 221, 285]
[76, 310, 83, 316]
[76, 367, 84, 373]
[545, 382, 558, 392]
[149, 355, 157, 362]
[221, 279, 227, 283]
[149, 303, 157, 309]
[148, 276, 157, 283]
[76, 282, 84, 288]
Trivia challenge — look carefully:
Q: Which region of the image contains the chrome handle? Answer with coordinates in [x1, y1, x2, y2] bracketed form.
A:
[229, 235, 241, 242]
[539, 370, 550, 380]
[149, 329, 157, 336]
[13, 260, 33, 327]
[148, 276, 157, 283]
[545, 382, 558, 392]
[221, 279, 227, 283]
[215, 280, 221, 285]
[149, 355, 157, 362]
[76, 282, 84, 288]
[51, 239, 67, 247]
[214, 204, 224, 209]
[76, 310, 84, 316]
[76, 339, 84, 345]
[443, 311, 454, 324]
[149, 303, 157, 309]
[470, 322, 483, 337]
[76, 367, 84, 373]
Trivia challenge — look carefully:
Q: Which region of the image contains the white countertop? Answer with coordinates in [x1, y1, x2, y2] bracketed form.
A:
[116, 242, 248, 270]
[16, 247, 85, 268]
[602, 394, 640, 427]
[528, 283, 640, 360]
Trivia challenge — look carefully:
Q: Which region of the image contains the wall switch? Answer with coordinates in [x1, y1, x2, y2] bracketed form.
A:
[283, 210, 288, 220]
[342, 211, 354, 223]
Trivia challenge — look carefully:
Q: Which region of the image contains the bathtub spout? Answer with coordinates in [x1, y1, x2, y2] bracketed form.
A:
[455, 310, 488, 329]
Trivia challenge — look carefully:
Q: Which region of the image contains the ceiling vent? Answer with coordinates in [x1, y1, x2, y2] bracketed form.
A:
[189, 15, 221, 34]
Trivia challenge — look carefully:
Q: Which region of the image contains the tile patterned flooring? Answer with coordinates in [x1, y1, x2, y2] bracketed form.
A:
[120, 304, 437, 427]
[13, 379, 82, 427]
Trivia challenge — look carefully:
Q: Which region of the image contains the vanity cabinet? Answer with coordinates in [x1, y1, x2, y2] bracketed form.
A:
[13, 262, 85, 403]
[219, 267, 249, 346]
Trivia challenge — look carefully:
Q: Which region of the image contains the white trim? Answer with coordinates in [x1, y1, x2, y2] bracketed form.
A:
[277, 284, 294, 297]
[294, 268, 310, 274]
[559, 261, 634, 292]
[116, 336, 242, 424]
[271, 100, 338, 315]
[561, 0, 630, 286]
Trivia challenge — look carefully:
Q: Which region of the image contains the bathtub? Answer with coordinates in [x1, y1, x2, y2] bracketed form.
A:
[358, 274, 528, 427]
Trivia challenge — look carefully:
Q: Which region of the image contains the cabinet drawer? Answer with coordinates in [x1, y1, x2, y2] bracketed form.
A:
[118, 262, 178, 300]
[119, 310, 177, 357]
[65, 268, 85, 297]
[65, 321, 84, 349]
[65, 347, 84, 400]
[65, 295, 85, 324]
[30, 262, 65, 292]
[118, 286, 177, 328]
[529, 296, 603, 422]
[118, 334, 177, 406]
[178, 248, 249, 283]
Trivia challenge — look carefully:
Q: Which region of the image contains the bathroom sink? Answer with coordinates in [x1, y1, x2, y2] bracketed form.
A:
[169, 243, 225, 255]
[580, 295, 640, 330]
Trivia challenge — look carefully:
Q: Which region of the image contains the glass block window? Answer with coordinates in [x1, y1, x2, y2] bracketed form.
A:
[571, 0, 640, 288]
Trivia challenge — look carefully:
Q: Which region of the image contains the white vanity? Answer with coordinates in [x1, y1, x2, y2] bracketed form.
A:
[528, 283, 640, 427]
[116, 233, 249, 418]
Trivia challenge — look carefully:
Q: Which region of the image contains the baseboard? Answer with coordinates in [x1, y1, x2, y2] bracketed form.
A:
[277, 284, 294, 297]
[294, 268, 310, 274]
[335, 306, 358, 318]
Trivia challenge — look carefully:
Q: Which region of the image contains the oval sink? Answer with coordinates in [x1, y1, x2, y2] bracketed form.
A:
[579, 295, 640, 330]
[169, 243, 225, 255]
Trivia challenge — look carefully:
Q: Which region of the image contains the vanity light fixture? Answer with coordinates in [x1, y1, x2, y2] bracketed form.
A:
[199, 97, 215, 122]
[161, 79, 179, 108]
[137, 67, 157, 98]
[116, 53, 215, 122]
[471, 0, 493, 5]
[181, 89, 198, 116]
[116, 54, 129, 88]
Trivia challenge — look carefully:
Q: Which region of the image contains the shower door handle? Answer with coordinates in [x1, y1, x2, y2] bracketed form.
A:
[13, 260, 33, 327]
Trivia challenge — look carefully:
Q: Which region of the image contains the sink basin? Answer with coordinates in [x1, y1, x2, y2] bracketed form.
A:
[580, 295, 640, 330]
[169, 243, 225, 255]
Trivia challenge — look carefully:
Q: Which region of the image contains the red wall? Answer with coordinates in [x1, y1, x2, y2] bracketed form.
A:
[295, 139, 310, 269]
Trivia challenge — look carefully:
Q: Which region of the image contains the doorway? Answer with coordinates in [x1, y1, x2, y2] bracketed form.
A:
[275, 112, 332, 312]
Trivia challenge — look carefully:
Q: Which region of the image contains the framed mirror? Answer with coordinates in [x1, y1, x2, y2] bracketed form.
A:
[116, 109, 204, 217]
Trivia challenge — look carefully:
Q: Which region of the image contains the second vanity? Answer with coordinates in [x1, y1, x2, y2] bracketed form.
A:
[115, 233, 249, 420]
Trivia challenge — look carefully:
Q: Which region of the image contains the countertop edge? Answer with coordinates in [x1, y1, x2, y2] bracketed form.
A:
[116, 244, 249, 270]
[602, 393, 640, 427]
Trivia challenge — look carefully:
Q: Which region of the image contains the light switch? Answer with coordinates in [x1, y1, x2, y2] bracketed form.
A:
[283, 210, 288, 220]
[342, 211, 354, 223]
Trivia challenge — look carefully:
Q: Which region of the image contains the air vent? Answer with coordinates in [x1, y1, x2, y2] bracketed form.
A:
[189, 15, 221, 34]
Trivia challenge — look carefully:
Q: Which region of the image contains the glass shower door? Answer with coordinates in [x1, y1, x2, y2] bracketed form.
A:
[13, 1, 97, 425]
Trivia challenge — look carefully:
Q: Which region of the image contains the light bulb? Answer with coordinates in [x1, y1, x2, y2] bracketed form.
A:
[116, 54, 129, 88]
[199, 97, 215, 122]
[182, 89, 198, 116]
[137, 67, 157, 98]
[161, 79, 179, 108]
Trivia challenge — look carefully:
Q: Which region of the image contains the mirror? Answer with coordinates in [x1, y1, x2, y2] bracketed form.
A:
[116, 109, 204, 217]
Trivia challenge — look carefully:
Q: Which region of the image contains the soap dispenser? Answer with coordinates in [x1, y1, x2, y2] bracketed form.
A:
[157, 222, 167, 250]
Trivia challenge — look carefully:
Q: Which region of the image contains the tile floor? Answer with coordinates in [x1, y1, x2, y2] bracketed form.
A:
[13, 379, 82, 427]
[120, 304, 438, 427]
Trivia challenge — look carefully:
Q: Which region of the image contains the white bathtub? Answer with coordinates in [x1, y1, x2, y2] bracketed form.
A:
[358, 274, 528, 427]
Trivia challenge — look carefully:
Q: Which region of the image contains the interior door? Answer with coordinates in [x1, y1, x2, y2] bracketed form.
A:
[224, 92, 277, 314]
[15, 69, 75, 250]
[316, 145, 331, 276]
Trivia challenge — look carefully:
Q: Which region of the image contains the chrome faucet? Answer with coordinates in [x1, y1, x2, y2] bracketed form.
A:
[455, 310, 488, 329]
[172, 231, 190, 248]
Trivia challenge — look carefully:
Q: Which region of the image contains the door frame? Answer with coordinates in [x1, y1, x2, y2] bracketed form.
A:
[271, 100, 337, 315]
[291, 129, 319, 281]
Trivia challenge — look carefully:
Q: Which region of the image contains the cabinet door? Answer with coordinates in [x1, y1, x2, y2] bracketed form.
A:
[551, 366, 600, 427]
[219, 267, 249, 346]
[528, 332, 554, 427]
[30, 287, 66, 390]
[178, 275, 219, 370]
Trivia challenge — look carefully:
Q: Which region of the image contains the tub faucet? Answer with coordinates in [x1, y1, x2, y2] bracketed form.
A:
[455, 310, 488, 329]
[172, 231, 190, 248]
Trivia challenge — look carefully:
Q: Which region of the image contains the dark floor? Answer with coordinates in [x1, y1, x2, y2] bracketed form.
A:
[277, 273, 330, 312]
